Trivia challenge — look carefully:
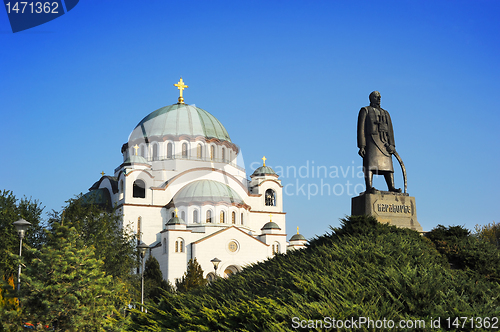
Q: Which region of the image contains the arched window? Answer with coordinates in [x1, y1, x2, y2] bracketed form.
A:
[220, 211, 225, 223]
[210, 145, 215, 160]
[206, 210, 212, 223]
[222, 147, 225, 161]
[265, 189, 276, 206]
[240, 213, 244, 225]
[175, 238, 184, 253]
[133, 180, 146, 198]
[163, 238, 167, 254]
[171, 211, 175, 218]
[182, 143, 188, 158]
[119, 180, 123, 192]
[272, 242, 280, 254]
[197, 144, 202, 159]
[181, 211, 185, 221]
[167, 143, 173, 159]
[232, 211, 236, 224]
[140, 145, 146, 158]
[206, 272, 215, 282]
[193, 210, 198, 223]
[137, 217, 142, 241]
[152, 144, 158, 161]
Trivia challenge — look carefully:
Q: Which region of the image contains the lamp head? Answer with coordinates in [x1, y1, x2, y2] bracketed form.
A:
[13, 219, 31, 240]
[137, 242, 149, 258]
[211, 257, 221, 271]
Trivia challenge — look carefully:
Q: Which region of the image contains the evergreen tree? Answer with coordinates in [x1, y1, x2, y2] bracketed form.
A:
[475, 221, 500, 249]
[0, 190, 46, 278]
[144, 255, 172, 303]
[175, 258, 207, 293]
[19, 223, 127, 331]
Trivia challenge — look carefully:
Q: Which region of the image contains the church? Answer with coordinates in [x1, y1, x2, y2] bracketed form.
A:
[84, 78, 307, 283]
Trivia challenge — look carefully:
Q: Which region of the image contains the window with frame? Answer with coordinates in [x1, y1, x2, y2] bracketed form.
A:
[265, 189, 276, 206]
[193, 210, 198, 223]
[133, 180, 146, 198]
[197, 144, 202, 159]
[167, 143, 173, 159]
[182, 143, 188, 158]
[231, 211, 236, 224]
[210, 145, 215, 160]
[152, 144, 158, 160]
[206, 210, 212, 223]
[220, 211, 225, 223]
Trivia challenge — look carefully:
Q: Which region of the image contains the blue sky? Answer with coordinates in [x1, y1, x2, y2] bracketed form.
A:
[1, 0, 499, 239]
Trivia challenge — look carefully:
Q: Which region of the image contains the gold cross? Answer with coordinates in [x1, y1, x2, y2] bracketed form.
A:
[269, 214, 272, 221]
[297, 226, 299, 234]
[174, 78, 188, 104]
[174, 208, 178, 217]
[133, 144, 139, 155]
[101, 171, 105, 177]
[262, 156, 267, 166]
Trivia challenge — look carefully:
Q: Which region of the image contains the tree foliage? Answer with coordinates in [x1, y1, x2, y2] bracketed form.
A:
[475, 221, 500, 249]
[129, 215, 500, 332]
[0, 190, 46, 278]
[144, 255, 172, 303]
[175, 258, 207, 293]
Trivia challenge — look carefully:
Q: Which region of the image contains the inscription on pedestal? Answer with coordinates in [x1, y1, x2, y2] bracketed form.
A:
[351, 192, 422, 232]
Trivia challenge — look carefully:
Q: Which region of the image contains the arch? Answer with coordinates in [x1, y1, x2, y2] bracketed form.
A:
[182, 142, 188, 158]
[133, 180, 146, 198]
[272, 241, 280, 254]
[220, 210, 225, 223]
[197, 143, 202, 159]
[152, 143, 159, 161]
[167, 142, 173, 159]
[175, 237, 184, 253]
[140, 145, 146, 158]
[206, 272, 216, 282]
[206, 210, 212, 223]
[223, 265, 239, 278]
[231, 211, 236, 224]
[265, 189, 276, 206]
[240, 213, 244, 225]
[193, 209, 199, 223]
[222, 147, 226, 161]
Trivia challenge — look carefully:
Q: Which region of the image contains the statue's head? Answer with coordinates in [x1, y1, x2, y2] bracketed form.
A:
[369, 91, 381, 107]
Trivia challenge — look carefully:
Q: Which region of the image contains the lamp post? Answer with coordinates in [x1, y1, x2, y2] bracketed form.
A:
[137, 242, 149, 312]
[210, 257, 221, 280]
[13, 219, 31, 292]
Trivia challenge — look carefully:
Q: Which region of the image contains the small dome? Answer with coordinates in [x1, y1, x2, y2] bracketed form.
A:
[166, 216, 185, 225]
[251, 166, 277, 177]
[169, 180, 245, 206]
[289, 233, 306, 241]
[80, 188, 112, 210]
[129, 104, 231, 142]
[261, 221, 281, 230]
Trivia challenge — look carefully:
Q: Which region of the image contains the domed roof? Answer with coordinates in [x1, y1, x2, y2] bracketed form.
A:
[169, 180, 245, 206]
[129, 104, 231, 142]
[251, 166, 277, 177]
[261, 221, 281, 230]
[289, 233, 306, 241]
[166, 216, 185, 225]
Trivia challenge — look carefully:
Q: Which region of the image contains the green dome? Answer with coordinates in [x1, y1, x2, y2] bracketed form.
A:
[166, 216, 185, 225]
[261, 221, 281, 230]
[289, 233, 306, 241]
[170, 180, 244, 206]
[129, 104, 231, 142]
[251, 166, 277, 177]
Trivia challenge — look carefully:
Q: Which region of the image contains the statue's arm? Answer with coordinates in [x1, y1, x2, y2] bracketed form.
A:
[357, 108, 367, 157]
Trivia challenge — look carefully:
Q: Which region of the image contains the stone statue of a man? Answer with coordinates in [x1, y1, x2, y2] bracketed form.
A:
[357, 91, 401, 193]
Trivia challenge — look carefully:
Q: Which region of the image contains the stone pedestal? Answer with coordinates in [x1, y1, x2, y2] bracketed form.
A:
[351, 192, 423, 232]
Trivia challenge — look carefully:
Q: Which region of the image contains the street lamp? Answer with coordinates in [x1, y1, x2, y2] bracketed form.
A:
[13, 218, 31, 292]
[137, 242, 149, 312]
[210, 257, 221, 280]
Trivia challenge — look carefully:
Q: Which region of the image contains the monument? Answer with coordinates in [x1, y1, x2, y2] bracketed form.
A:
[351, 91, 423, 232]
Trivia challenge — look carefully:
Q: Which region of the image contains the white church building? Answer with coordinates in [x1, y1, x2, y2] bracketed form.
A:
[84, 79, 307, 283]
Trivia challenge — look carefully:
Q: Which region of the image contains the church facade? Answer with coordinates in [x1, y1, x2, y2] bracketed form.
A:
[85, 79, 306, 283]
